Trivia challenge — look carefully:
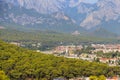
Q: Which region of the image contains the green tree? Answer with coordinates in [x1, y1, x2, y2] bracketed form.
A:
[89, 76, 98, 80]
[98, 75, 106, 80]
[0, 70, 10, 80]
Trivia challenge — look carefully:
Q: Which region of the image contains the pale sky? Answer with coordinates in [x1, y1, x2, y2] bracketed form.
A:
[84, 0, 98, 4]
[69, 0, 98, 7]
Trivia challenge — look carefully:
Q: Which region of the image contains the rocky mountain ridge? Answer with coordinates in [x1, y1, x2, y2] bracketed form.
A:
[0, 0, 120, 35]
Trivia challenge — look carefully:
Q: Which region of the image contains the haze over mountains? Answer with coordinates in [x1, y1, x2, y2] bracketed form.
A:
[0, 0, 120, 36]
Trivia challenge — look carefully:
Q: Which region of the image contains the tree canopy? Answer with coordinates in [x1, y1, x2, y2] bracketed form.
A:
[0, 40, 120, 80]
[0, 70, 10, 80]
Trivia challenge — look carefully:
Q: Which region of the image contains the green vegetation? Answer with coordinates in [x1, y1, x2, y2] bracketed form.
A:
[0, 29, 119, 50]
[0, 40, 120, 80]
[95, 51, 120, 58]
[0, 70, 10, 80]
[0, 29, 115, 42]
[90, 75, 106, 80]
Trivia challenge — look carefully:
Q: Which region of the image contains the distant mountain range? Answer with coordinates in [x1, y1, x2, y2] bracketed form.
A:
[0, 0, 120, 37]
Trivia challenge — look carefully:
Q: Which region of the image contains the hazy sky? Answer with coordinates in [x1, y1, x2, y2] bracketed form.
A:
[84, 0, 98, 4]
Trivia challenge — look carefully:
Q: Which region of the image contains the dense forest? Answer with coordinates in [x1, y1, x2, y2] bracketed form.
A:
[0, 40, 120, 80]
[0, 29, 119, 50]
[0, 29, 117, 43]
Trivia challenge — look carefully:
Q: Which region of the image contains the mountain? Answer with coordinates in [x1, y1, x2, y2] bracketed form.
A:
[0, 0, 120, 36]
[0, 0, 85, 33]
[80, 0, 120, 30]
[91, 27, 118, 38]
[6, 0, 67, 14]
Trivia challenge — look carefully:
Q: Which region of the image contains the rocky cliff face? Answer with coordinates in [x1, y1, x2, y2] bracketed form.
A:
[80, 0, 120, 29]
[5, 0, 67, 14]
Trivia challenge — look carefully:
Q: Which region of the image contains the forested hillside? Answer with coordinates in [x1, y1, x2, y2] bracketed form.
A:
[0, 40, 120, 80]
[0, 29, 119, 50]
